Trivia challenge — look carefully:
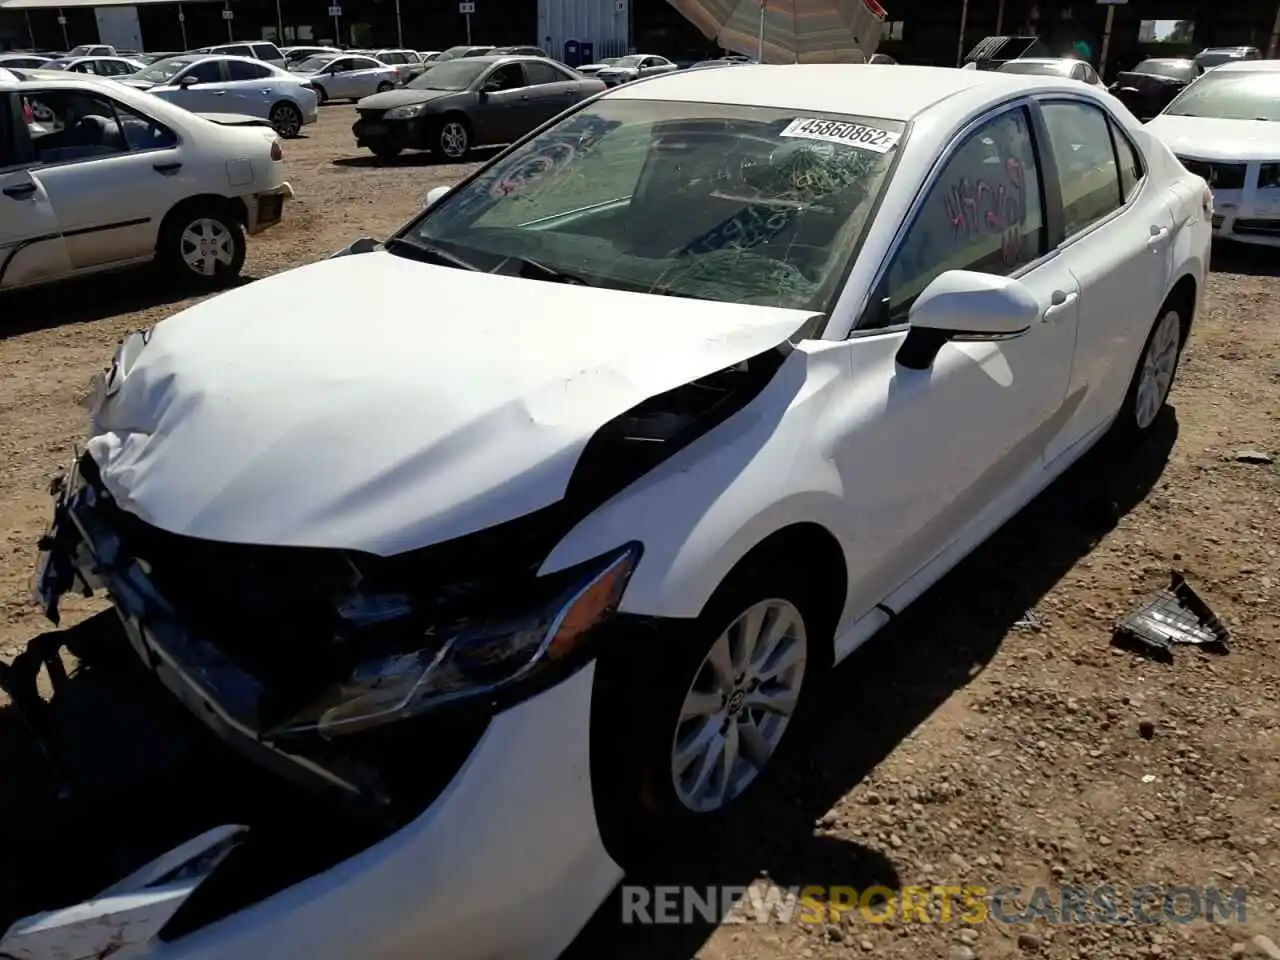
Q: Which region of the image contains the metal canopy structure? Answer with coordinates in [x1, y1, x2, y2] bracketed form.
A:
[0, 0, 220, 7]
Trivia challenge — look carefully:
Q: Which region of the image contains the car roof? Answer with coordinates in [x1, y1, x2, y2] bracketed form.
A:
[454, 54, 548, 66]
[1138, 57, 1194, 64]
[1206, 59, 1280, 73]
[1005, 57, 1075, 65]
[604, 64, 1082, 122]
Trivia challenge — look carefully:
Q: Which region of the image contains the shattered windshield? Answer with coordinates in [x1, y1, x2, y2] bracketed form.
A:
[403, 99, 901, 310]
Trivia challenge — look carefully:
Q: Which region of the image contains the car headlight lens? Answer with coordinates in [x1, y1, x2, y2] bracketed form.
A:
[383, 103, 423, 120]
[270, 543, 641, 739]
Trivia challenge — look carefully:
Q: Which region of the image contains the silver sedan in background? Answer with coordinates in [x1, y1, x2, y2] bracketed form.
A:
[290, 53, 401, 103]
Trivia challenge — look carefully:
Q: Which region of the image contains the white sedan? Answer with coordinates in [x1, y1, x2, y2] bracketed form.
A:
[120, 54, 319, 138]
[997, 56, 1104, 86]
[0, 70, 292, 293]
[288, 52, 401, 103]
[42, 54, 147, 76]
[11, 64, 1208, 960]
[1146, 59, 1280, 246]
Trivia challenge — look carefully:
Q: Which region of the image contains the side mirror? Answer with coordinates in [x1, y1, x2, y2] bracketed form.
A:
[423, 184, 450, 209]
[896, 270, 1038, 371]
[178, 74, 199, 87]
[482, 79, 502, 93]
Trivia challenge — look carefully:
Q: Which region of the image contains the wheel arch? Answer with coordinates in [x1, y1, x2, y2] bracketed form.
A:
[1164, 271, 1198, 344]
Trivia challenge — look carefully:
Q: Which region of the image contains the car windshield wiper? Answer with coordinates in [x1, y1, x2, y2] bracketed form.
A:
[501, 256, 593, 286]
[384, 236, 481, 271]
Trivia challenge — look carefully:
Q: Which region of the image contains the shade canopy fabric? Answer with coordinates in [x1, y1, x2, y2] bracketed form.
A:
[665, 0, 886, 64]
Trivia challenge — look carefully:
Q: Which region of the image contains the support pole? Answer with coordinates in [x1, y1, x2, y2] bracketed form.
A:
[956, 0, 969, 66]
[59, 7, 69, 48]
[25, 9, 35, 47]
[395, 0, 403, 46]
[178, 2, 187, 48]
[1268, 0, 1280, 58]
[333, 8, 342, 46]
[995, 0, 1005, 36]
[225, 0, 233, 40]
[465, 11, 471, 44]
[1099, 3, 1116, 78]
[758, 0, 765, 62]
[276, 0, 283, 43]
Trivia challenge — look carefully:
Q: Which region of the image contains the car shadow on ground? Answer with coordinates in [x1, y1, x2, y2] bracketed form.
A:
[1210, 241, 1280, 277]
[564, 411, 1178, 959]
[331, 147, 502, 169]
[0, 271, 254, 340]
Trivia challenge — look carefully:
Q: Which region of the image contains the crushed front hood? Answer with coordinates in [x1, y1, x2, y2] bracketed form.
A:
[89, 252, 817, 555]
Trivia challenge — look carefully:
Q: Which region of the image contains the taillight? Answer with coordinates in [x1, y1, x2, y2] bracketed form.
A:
[21, 99, 33, 123]
[270, 139, 283, 161]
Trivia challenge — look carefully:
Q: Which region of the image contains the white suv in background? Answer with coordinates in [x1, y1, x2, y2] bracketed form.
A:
[195, 40, 287, 69]
[0, 71, 293, 292]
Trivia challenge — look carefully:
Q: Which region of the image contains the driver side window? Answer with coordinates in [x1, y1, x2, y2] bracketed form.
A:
[485, 64, 525, 90]
[181, 60, 223, 84]
[868, 106, 1045, 329]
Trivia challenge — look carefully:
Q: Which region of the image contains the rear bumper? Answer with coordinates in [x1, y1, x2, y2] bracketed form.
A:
[245, 182, 293, 235]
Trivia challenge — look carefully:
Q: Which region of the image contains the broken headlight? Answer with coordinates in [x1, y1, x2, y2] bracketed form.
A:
[271, 543, 641, 739]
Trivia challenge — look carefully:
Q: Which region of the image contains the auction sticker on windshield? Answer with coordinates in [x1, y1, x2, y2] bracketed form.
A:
[780, 118, 901, 153]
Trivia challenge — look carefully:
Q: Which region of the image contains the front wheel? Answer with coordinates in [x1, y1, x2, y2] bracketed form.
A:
[1117, 303, 1185, 438]
[595, 563, 825, 865]
[157, 203, 246, 289]
[436, 118, 470, 161]
[269, 101, 303, 138]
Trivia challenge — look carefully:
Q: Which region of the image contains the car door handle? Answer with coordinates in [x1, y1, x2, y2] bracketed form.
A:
[1147, 225, 1170, 248]
[2, 182, 36, 199]
[153, 161, 182, 174]
[1042, 290, 1078, 321]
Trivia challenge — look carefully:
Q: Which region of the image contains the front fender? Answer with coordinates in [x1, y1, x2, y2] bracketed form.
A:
[540, 342, 860, 627]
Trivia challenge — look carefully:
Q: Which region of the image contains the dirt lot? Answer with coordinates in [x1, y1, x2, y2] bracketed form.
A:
[1, 104, 1278, 960]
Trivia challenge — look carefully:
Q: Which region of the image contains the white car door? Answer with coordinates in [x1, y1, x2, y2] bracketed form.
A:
[222, 59, 278, 117]
[23, 85, 188, 270]
[834, 104, 1080, 613]
[321, 57, 360, 99]
[155, 59, 228, 113]
[0, 99, 71, 289]
[1034, 98, 1177, 455]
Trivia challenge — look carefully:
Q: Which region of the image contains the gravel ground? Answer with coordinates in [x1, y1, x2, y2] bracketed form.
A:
[1, 104, 1278, 960]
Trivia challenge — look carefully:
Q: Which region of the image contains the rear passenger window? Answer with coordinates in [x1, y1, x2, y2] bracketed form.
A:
[1040, 100, 1123, 236]
[227, 60, 270, 80]
[1109, 120, 1144, 201]
[872, 106, 1045, 327]
[524, 61, 566, 85]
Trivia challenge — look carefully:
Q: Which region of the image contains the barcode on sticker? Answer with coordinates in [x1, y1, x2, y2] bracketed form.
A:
[780, 117, 901, 153]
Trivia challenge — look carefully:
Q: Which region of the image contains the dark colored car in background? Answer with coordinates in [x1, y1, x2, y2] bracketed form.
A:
[1110, 57, 1203, 121]
[352, 55, 605, 161]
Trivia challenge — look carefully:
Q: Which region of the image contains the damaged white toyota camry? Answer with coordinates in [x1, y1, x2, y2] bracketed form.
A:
[8, 64, 1210, 959]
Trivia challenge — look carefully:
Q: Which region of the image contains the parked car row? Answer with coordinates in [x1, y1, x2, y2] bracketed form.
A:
[3, 60, 1211, 960]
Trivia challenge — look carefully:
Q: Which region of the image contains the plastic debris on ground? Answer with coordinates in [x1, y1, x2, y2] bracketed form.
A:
[1113, 570, 1231, 661]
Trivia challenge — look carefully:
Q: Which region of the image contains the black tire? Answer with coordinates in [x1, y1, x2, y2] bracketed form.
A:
[434, 116, 471, 161]
[269, 101, 303, 138]
[592, 558, 830, 867]
[1112, 299, 1186, 441]
[312, 84, 328, 105]
[156, 201, 246, 290]
[370, 144, 402, 160]
[376, 81, 394, 92]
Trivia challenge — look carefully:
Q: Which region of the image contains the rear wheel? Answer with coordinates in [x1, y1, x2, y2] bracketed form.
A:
[376, 81, 394, 92]
[1115, 302, 1185, 439]
[269, 101, 302, 138]
[311, 84, 328, 105]
[157, 202, 245, 290]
